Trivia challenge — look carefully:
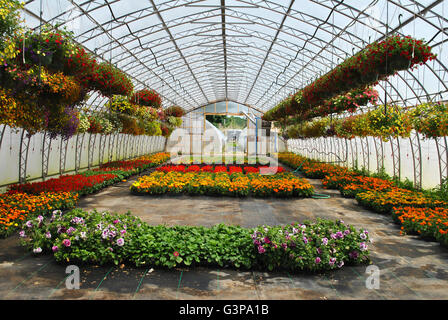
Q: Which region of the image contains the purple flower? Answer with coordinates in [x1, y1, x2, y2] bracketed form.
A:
[302, 236, 308, 244]
[264, 237, 271, 244]
[360, 233, 367, 240]
[338, 261, 344, 268]
[254, 240, 261, 246]
[26, 221, 33, 228]
[33, 247, 42, 254]
[113, 220, 120, 225]
[71, 217, 85, 225]
[281, 243, 287, 250]
[19, 230, 26, 238]
[120, 230, 126, 235]
[329, 257, 336, 266]
[349, 251, 359, 259]
[58, 226, 66, 234]
[344, 229, 351, 235]
[315, 257, 321, 264]
[258, 246, 266, 254]
[37, 215, 44, 223]
[117, 238, 124, 247]
[62, 239, 71, 247]
[316, 248, 322, 255]
[330, 233, 337, 240]
[45, 232, 52, 239]
[360, 242, 368, 251]
[322, 237, 328, 245]
[67, 227, 76, 235]
[336, 231, 344, 239]
[52, 246, 59, 253]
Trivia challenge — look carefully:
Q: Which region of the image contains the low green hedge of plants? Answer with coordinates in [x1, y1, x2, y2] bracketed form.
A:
[20, 209, 371, 272]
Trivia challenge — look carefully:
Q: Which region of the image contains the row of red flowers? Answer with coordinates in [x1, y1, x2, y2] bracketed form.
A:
[156, 165, 286, 174]
[0, 153, 171, 238]
[8, 174, 119, 196]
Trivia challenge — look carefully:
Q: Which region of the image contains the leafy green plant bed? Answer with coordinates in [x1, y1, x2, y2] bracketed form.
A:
[19, 209, 371, 273]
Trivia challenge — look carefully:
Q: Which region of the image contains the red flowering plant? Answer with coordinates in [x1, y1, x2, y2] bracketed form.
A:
[160, 122, 172, 137]
[200, 165, 213, 172]
[214, 166, 228, 173]
[92, 62, 133, 97]
[130, 89, 162, 108]
[301, 35, 436, 107]
[64, 46, 98, 90]
[164, 106, 185, 118]
[8, 174, 119, 196]
[156, 165, 186, 173]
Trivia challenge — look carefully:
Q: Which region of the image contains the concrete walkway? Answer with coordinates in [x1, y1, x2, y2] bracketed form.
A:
[1, 171, 448, 300]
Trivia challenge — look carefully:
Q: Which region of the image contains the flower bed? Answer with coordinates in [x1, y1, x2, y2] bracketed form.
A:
[8, 174, 120, 196]
[8, 153, 172, 195]
[131, 171, 314, 198]
[322, 175, 395, 197]
[392, 207, 448, 246]
[19, 209, 370, 272]
[1, 153, 170, 238]
[355, 189, 447, 214]
[279, 152, 448, 247]
[156, 164, 286, 175]
[0, 192, 78, 238]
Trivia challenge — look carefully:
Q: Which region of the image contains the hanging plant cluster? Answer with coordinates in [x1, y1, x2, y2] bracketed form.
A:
[282, 103, 448, 142]
[0, 11, 134, 139]
[89, 95, 185, 137]
[301, 35, 436, 107]
[0, 0, 23, 65]
[410, 102, 448, 139]
[130, 89, 162, 108]
[263, 35, 436, 122]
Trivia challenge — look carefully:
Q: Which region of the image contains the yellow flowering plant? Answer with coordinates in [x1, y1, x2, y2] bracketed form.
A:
[0, 0, 23, 64]
[365, 105, 412, 141]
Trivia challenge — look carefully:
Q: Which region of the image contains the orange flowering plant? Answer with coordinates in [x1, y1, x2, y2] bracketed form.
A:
[392, 207, 448, 246]
[355, 188, 447, 214]
[131, 169, 314, 198]
[0, 191, 78, 238]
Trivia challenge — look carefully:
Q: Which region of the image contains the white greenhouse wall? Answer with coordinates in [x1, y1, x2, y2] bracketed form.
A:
[287, 132, 446, 189]
[0, 125, 166, 193]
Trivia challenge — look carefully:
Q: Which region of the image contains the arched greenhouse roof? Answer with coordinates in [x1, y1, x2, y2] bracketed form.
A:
[22, 0, 448, 113]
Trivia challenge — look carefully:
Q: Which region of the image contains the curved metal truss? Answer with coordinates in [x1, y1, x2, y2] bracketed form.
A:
[22, 0, 448, 113]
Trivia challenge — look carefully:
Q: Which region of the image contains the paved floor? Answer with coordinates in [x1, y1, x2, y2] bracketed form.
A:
[1, 169, 448, 300]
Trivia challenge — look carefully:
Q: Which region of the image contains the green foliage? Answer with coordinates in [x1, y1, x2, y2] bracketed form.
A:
[20, 209, 370, 272]
[206, 115, 247, 129]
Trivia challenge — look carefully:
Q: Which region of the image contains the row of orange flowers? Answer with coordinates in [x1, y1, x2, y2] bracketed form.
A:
[0, 152, 171, 238]
[0, 192, 78, 238]
[278, 152, 448, 247]
[130, 171, 314, 198]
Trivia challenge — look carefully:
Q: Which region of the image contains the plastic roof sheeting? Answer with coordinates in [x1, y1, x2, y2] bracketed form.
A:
[22, 0, 448, 112]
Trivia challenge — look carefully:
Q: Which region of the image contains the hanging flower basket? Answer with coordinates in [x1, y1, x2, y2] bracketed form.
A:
[130, 89, 162, 108]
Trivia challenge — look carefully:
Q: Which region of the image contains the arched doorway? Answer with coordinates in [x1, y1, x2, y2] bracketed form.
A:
[166, 100, 280, 162]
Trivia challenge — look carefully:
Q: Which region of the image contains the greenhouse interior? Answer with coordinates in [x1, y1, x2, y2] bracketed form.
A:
[0, 0, 448, 304]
